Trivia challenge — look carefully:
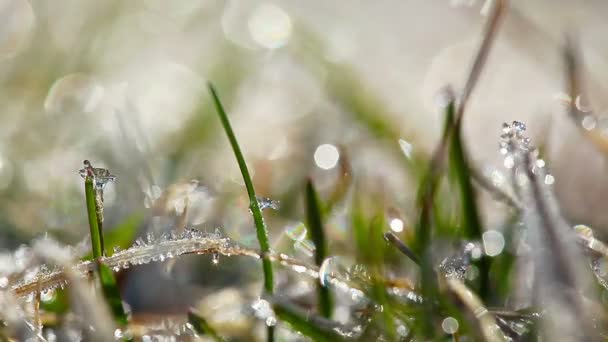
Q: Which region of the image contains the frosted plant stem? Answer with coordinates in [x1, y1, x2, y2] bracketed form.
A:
[10, 231, 371, 308]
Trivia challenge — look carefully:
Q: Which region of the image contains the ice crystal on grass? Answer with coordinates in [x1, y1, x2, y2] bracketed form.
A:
[498, 121, 599, 341]
[255, 195, 280, 211]
[78, 160, 116, 191]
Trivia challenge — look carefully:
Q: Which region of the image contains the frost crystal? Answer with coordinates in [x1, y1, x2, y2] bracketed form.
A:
[256, 196, 280, 211]
[78, 160, 116, 190]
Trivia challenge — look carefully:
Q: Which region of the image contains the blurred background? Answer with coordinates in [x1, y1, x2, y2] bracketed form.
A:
[1, 0, 608, 332]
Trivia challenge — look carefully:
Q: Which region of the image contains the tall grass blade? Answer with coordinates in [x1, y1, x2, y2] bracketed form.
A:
[188, 309, 226, 342]
[96, 260, 129, 327]
[208, 82, 274, 294]
[208, 83, 274, 341]
[84, 171, 130, 332]
[446, 99, 490, 299]
[305, 179, 333, 318]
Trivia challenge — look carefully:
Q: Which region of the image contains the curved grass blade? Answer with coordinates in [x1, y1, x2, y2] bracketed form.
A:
[188, 308, 226, 342]
[208, 83, 274, 341]
[446, 99, 491, 300]
[208, 82, 274, 293]
[305, 179, 333, 318]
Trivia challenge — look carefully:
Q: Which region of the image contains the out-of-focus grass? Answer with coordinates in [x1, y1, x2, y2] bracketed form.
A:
[5, 1, 608, 341]
[305, 179, 333, 318]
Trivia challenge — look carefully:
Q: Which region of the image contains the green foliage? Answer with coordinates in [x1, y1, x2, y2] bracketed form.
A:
[304, 179, 333, 318]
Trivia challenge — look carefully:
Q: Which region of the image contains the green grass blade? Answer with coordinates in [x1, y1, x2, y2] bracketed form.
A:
[208, 82, 273, 293]
[208, 83, 274, 342]
[96, 260, 130, 328]
[383, 232, 420, 266]
[446, 100, 490, 299]
[305, 179, 333, 318]
[368, 215, 397, 341]
[272, 299, 346, 342]
[188, 309, 226, 342]
[84, 177, 104, 259]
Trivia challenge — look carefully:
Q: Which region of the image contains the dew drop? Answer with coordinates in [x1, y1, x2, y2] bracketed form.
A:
[582, 115, 597, 131]
[442, 317, 459, 334]
[212, 253, 220, 266]
[265, 316, 277, 327]
[482, 230, 505, 257]
[256, 196, 280, 211]
[397, 325, 409, 337]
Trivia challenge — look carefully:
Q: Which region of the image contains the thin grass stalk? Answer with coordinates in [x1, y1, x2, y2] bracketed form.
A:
[84, 176, 104, 259]
[383, 232, 420, 266]
[208, 83, 274, 341]
[305, 179, 333, 318]
[208, 83, 274, 293]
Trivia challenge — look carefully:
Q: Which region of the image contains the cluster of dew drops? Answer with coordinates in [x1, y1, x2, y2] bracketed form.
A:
[499, 121, 554, 186]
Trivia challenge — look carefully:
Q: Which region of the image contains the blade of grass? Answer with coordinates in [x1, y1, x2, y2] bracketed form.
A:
[446, 99, 491, 300]
[305, 179, 333, 318]
[383, 232, 420, 266]
[208, 83, 274, 341]
[83, 212, 143, 260]
[415, 0, 507, 255]
[272, 297, 347, 342]
[84, 176, 104, 259]
[96, 260, 129, 328]
[188, 308, 226, 342]
[368, 215, 397, 342]
[84, 173, 130, 333]
[208, 82, 273, 293]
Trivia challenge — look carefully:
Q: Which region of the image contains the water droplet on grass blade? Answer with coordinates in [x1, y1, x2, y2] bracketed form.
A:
[582, 115, 597, 130]
[256, 196, 280, 211]
[442, 317, 459, 334]
[482, 230, 505, 257]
